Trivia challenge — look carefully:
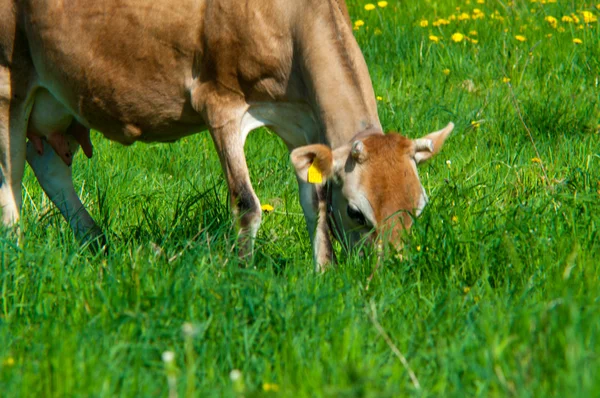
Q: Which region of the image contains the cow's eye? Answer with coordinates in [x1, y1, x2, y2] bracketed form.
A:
[347, 205, 367, 226]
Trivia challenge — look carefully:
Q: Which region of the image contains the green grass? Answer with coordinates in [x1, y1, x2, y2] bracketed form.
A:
[2, 1, 599, 396]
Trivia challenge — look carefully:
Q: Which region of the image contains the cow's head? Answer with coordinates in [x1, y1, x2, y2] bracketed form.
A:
[291, 122, 453, 250]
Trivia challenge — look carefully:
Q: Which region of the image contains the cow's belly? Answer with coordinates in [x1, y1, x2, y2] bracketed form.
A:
[24, 0, 208, 144]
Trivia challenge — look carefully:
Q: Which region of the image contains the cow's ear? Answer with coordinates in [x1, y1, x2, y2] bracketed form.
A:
[414, 122, 454, 164]
[290, 144, 334, 184]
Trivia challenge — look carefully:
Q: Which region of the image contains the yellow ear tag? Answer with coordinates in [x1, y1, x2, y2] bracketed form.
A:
[307, 161, 323, 184]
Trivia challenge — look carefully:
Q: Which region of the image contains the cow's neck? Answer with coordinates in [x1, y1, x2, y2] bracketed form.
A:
[296, 0, 383, 149]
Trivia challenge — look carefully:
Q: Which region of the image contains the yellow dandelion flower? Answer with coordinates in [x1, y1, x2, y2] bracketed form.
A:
[429, 35, 440, 43]
[581, 11, 597, 23]
[420, 19, 429, 27]
[261, 204, 274, 212]
[3, 357, 15, 366]
[477, 0, 485, 3]
[364, 3, 376, 10]
[433, 18, 450, 26]
[354, 20, 365, 27]
[573, 38, 583, 44]
[471, 39, 479, 44]
[531, 157, 542, 163]
[452, 215, 459, 222]
[503, 77, 511, 83]
[376, 95, 383, 101]
[571, 15, 580, 24]
[471, 121, 480, 128]
[561, 15, 573, 23]
[557, 27, 566, 32]
[263, 383, 280, 392]
[451, 32, 465, 42]
[463, 286, 471, 294]
[416, 245, 421, 252]
[458, 12, 470, 21]
[377, 1, 388, 8]
[515, 35, 527, 42]
[546, 33, 553, 38]
[443, 68, 451, 75]
[545, 16, 558, 28]
[469, 30, 478, 36]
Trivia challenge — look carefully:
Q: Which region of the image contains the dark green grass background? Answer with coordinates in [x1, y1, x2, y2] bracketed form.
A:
[1, 1, 599, 396]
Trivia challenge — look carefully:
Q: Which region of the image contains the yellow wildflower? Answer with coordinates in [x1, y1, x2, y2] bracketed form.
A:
[469, 30, 478, 36]
[531, 157, 542, 163]
[463, 286, 471, 294]
[416, 245, 421, 252]
[545, 16, 558, 28]
[3, 357, 15, 366]
[452, 215, 459, 223]
[573, 38, 583, 44]
[364, 3, 376, 10]
[458, 12, 470, 21]
[419, 19, 429, 27]
[377, 1, 388, 8]
[515, 35, 527, 42]
[557, 27, 566, 32]
[472, 9, 485, 19]
[581, 11, 597, 23]
[354, 20, 365, 27]
[561, 15, 573, 23]
[571, 14, 580, 24]
[429, 35, 440, 43]
[471, 121, 480, 128]
[471, 39, 479, 44]
[546, 33, 553, 38]
[451, 32, 465, 42]
[263, 383, 280, 392]
[477, 0, 485, 3]
[376, 95, 383, 101]
[502, 77, 511, 83]
[374, 28, 382, 35]
[261, 204, 274, 212]
[433, 18, 451, 26]
[443, 68, 451, 75]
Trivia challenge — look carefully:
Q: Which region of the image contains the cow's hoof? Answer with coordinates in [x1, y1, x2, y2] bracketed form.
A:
[79, 227, 108, 255]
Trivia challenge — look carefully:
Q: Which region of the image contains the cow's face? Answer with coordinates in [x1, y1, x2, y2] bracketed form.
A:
[291, 123, 453, 249]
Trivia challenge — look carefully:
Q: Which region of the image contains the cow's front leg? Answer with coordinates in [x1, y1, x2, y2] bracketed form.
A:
[210, 121, 261, 260]
[298, 180, 333, 271]
[26, 138, 103, 246]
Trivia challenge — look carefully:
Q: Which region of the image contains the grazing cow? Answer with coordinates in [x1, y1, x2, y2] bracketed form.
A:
[0, 0, 452, 270]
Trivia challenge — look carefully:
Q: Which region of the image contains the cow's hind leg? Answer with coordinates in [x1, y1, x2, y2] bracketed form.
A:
[26, 134, 104, 247]
[210, 119, 261, 260]
[0, 67, 27, 229]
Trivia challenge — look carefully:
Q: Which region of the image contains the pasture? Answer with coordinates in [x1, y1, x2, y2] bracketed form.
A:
[1, 0, 599, 396]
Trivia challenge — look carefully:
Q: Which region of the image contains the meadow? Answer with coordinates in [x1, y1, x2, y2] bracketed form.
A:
[1, 0, 599, 396]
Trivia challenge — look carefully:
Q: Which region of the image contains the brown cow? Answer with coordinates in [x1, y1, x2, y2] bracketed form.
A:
[0, 0, 452, 270]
